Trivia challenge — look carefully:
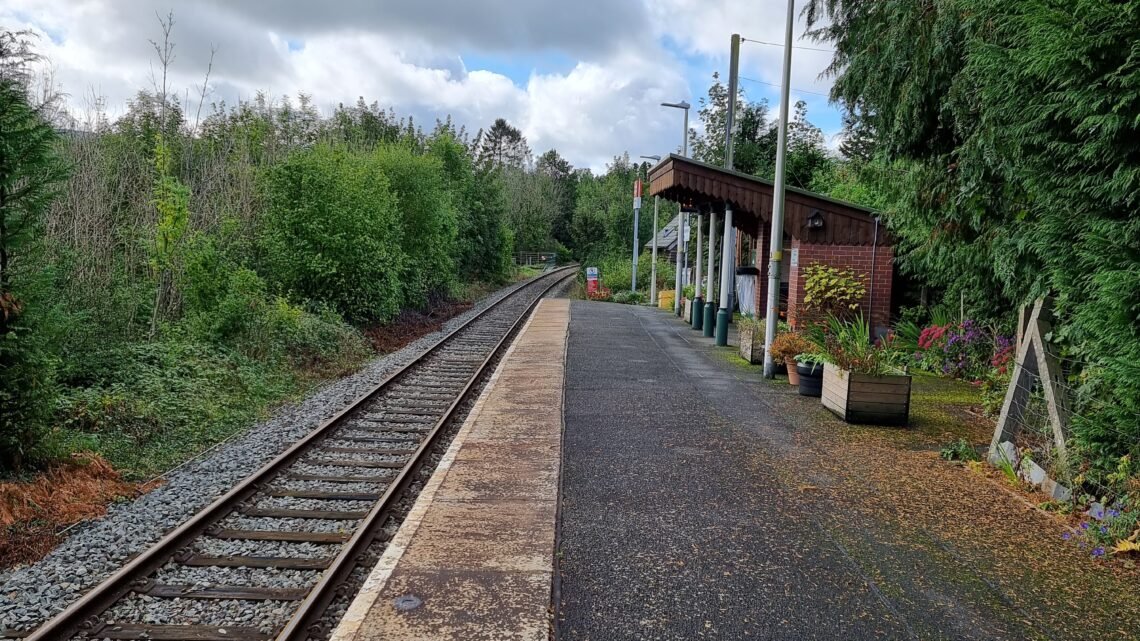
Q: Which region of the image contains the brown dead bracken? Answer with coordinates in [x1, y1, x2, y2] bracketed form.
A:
[1, 453, 145, 568]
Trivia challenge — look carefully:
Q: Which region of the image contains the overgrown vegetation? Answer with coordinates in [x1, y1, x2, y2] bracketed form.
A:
[804, 0, 1140, 497]
[0, 23, 533, 479]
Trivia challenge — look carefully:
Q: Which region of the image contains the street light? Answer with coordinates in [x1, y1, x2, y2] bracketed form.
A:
[661, 100, 690, 314]
[640, 155, 662, 305]
[660, 101, 690, 156]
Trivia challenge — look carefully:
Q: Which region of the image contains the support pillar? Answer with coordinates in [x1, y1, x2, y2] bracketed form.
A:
[715, 207, 734, 346]
[703, 211, 718, 337]
[673, 214, 682, 316]
[691, 213, 704, 329]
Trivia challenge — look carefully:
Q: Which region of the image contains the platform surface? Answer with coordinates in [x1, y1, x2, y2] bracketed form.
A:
[331, 298, 568, 641]
[556, 301, 1077, 641]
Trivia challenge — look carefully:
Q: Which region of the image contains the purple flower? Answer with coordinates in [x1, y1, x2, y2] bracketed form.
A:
[1092, 547, 1106, 558]
[1100, 526, 1108, 534]
[1081, 522, 1090, 530]
[1061, 531, 1072, 540]
[1107, 509, 1120, 518]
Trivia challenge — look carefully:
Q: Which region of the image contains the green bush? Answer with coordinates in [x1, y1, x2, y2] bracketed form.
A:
[611, 291, 645, 305]
[55, 340, 296, 479]
[374, 144, 459, 306]
[260, 144, 405, 323]
[593, 253, 675, 293]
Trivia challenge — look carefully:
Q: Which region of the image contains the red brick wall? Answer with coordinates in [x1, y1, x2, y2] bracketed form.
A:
[787, 239, 894, 334]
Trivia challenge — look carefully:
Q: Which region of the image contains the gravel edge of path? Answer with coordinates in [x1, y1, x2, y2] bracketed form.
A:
[0, 277, 534, 633]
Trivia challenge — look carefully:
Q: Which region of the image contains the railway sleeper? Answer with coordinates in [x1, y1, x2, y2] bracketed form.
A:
[242, 507, 370, 519]
[264, 488, 381, 500]
[207, 529, 351, 543]
[179, 554, 333, 570]
[303, 457, 408, 469]
[84, 623, 272, 641]
[280, 473, 394, 483]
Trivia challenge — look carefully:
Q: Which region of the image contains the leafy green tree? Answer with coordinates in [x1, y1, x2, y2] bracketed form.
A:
[0, 30, 69, 471]
[536, 149, 577, 246]
[688, 74, 831, 189]
[804, 0, 1140, 477]
[473, 118, 531, 169]
[427, 127, 512, 282]
[375, 143, 459, 306]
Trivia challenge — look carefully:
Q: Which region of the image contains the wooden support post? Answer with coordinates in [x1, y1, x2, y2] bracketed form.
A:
[989, 298, 1070, 463]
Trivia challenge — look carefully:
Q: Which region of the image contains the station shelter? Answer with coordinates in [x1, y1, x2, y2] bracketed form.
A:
[646, 154, 893, 334]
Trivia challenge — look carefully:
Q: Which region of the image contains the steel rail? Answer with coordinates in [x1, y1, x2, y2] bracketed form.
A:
[24, 266, 577, 641]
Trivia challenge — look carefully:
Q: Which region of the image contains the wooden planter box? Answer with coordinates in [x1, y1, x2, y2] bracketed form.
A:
[738, 323, 764, 364]
[821, 363, 912, 426]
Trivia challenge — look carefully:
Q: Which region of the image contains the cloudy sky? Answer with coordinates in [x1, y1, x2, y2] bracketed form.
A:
[3, 0, 841, 171]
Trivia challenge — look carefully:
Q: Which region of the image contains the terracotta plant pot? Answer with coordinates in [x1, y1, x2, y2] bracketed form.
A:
[785, 357, 800, 385]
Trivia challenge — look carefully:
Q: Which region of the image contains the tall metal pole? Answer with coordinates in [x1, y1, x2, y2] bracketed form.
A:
[632, 178, 641, 293]
[682, 107, 689, 156]
[726, 34, 741, 324]
[762, 0, 796, 377]
[703, 210, 718, 337]
[650, 195, 659, 304]
[714, 34, 741, 345]
[725, 34, 740, 170]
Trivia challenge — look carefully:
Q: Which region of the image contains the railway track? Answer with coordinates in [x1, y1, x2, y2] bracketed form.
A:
[21, 266, 576, 641]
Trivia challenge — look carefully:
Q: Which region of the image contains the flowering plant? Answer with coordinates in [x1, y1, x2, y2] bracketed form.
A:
[1062, 499, 1140, 558]
[912, 319, 1011, 380]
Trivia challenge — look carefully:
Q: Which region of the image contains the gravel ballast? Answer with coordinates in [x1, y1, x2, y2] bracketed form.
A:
[0, 277, 540, 636]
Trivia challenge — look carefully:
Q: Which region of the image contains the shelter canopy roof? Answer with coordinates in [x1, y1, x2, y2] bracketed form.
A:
[647, 154, 884, 246]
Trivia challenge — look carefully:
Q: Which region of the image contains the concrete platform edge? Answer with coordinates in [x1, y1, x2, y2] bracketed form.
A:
[330, 299, 565, 641]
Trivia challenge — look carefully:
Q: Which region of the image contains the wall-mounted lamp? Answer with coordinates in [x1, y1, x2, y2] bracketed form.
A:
[807, 209, 825, 230]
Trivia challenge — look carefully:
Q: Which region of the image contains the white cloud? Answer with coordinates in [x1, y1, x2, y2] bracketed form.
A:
[2, 0, 839, 171]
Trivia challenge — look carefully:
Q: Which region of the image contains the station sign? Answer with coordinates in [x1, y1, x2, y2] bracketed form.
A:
[586, 266, 599, 295]
[633, 180, 642, 210]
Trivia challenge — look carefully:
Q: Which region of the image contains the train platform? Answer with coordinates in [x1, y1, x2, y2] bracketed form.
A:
[330, 297, 1085, 641]
[330, 298, 568, 641]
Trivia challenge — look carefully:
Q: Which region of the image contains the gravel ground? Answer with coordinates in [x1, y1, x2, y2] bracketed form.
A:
[193, 539, 336, 560]
[285, 463, 396, 479]
[151, 563, 319, 589]
[332, 430, 417, 442]
[103, 594, 293, 633]
[307, 450, 406, 464]
[270, 480, 383, 494]
[250, 498, 375, 512]
[0, 276, 538, 635]
[216, 516, 359, 534]
[321, 439, 413, 451]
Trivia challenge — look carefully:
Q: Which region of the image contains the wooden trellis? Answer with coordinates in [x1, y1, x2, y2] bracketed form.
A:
[988, 298, 1070, 463]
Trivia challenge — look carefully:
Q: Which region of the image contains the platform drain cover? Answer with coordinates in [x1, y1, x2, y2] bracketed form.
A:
[394, 594, 423, 612]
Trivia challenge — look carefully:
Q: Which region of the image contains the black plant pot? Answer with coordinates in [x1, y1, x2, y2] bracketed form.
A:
[796, 361, 824, 397]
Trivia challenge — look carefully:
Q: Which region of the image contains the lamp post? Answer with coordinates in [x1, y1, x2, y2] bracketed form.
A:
[660, 101, 690, 156]
[662, 100, 690, 313]
[640, 155, 662, 305]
